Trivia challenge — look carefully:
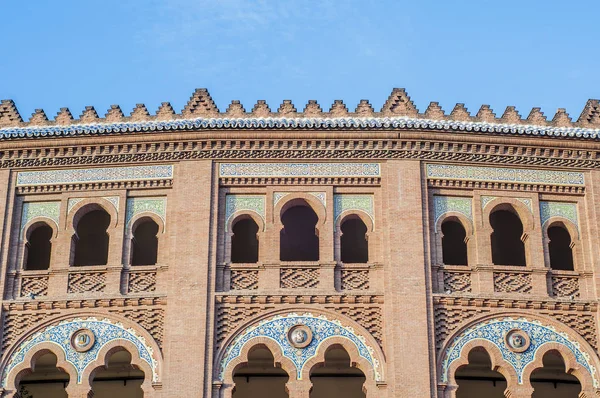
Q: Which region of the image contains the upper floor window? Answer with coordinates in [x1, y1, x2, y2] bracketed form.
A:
[25, 223, 52, 270]
[280, 202, 319, 261]
[340, 217, 368, 263]
[441, 219, 468, 266]
[231, 217, 259, 263]
[131, 218, 159, 266]
[548, 224, 574, 271]
[73, 209, 110, 266]
[490, 209, 526, 266]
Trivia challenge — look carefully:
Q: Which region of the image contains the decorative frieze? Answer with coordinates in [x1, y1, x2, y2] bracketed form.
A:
[540, 201, 578, 228]
[432, 196, 472, 225]
[219, 163, 381, 178]
[17, 164, 174, 186]
[125, 197, 167, 227]
[334, 194, 375, 224]
[427, 164, 585, 186]
[225, 195, 265, 227]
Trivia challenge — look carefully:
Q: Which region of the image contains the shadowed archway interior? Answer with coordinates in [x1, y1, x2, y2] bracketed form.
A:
[441, 220, 468, 265]
[131, 219, 159, 266]
[548, 225, 574, 271]
[91, 350, 145, 398]
[73, 209, 111, 266]
[25, 223, 53, 270]
[18, 352, 69, 398]
[232, 345, 289, 398]
[310, 346, 366, 398]
[280, 204, 319, 261]
[455, 349, 506, 398]
[231, 218, 259, 263]
[340, 218, 368, 263]
[531, 350, 581, 397]
[490, 209, 526, 266]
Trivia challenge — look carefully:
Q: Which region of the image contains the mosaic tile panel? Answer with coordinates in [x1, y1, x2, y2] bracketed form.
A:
[441, 317, 597, 386]
[16, 165, 174, 186]
[426, 164, 585, 186]
[225, 195, 265, 226]
[219, 313, 381, 382]
[20, 202, 60, 235]
[219, 163, 381, 178]
[2, 317, 159, 385]
[540, 201, 578, 228]
[126, 197, 167, 227]
[481, 196, 532, 213]
[67, 198, 84, 213]
[334, 194, 375, 225]
[103, 196, 120, 212]
[433, 196, 472, 226]
[273, 192, 326, 208]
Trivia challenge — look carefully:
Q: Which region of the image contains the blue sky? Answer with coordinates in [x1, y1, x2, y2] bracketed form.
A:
[1, 0, 599, 121]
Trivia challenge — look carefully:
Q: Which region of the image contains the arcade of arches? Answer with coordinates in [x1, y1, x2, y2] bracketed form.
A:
[4, 88, 600, 397]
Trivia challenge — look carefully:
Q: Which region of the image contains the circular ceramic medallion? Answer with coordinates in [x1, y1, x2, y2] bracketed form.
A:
[504, 329, 530, 353]
[71, 328, 95, 352]
[287, 324, 313, 349]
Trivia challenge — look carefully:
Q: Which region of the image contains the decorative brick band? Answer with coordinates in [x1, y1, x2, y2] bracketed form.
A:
[17, 164, 174, 186]
[426, 164, 585, 186]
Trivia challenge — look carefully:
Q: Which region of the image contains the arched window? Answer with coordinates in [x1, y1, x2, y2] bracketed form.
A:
[310, 346, 366, 398]
[548, 225, 574, 271]
[73, 209, 111, 266]
[490, 209, 526, 266]
[531, 350, 581, 397]
[340, 217, 368, 263]
[25, 223, 53, 270]
[91, 349, 144, 398]
[131, 219, 159, 266]
[441, 220, 468, 265]
[280, 203, 319, 261]
[233, 345, 289, 398]
[231, 218, 259, 263]
[455, 349, 506, 398]
[17, 352, 69, 398]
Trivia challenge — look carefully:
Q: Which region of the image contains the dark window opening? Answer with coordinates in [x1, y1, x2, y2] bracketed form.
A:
[310, 347, 366, 398]
[280, 205, 319, 261]
[18, 352, 69, 398]
[548, 226, 574, 271]
[25, 224, 53, 270]
[455, 349, 506, 398]
[92, 350, 144, 398]
[531, 351, 581, 397]
[131, 219, 159, 266]
[490, 209, 526, 266]
[341, 218, 368, 263]
[231, 218, 259, 263]
[233, 345, 289, 398]
[73, 210, 111, 266]
[441, 220, 468, 265]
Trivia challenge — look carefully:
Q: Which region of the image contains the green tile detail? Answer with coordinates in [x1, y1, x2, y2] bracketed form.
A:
[433, 196, 473, 225]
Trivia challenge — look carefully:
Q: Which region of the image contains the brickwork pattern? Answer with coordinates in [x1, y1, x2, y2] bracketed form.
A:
[280, 268, 320, 289]
[230, 270, 259, 290]
[340, 269, 369, 290]
[67, 272, 107, 293]
[551, 276, 580, 298]
[493, 272, 532, 294]
[19, 275, 49, 297]
[442, 271, 472, 293]
[127, 271, 157, 293]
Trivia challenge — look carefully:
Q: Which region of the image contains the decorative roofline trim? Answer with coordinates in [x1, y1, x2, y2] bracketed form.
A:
[1, 116, 600, 141]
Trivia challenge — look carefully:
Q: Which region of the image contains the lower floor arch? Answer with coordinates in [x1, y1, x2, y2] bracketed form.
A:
[0, 316, 163, 398]
[438, 315, 600, 398]
[215, 312, 387, 398]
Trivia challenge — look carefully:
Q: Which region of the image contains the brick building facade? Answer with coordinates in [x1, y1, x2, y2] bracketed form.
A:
[0, 88, 598, 397]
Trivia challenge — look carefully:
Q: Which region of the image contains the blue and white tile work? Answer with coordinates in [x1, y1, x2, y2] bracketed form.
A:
[20, 201, 60, 237]
[219, 313, 381, 382]
[540, 201, 579, 229]
[441, 317, 597, 387]
[225, 195, 265, 227]
[426, 164, 585, 186]
[219, 163, 381, 178]
[126, 197, 167, 227]
[334, 195, 375, 225]
[433, 196, 472, 226]
[1, 317, 159, 385]
[16, 165, 174, 186]
[2, 116, 600, 140]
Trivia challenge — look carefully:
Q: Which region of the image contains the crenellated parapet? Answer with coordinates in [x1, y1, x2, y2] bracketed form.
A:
[1, 89, 599, 140]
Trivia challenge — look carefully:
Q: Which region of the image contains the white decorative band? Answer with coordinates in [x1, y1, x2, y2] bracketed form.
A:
[219, 163, 381, 178]
[17, 165, 174, 186]
[427, 164, 584, 186]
